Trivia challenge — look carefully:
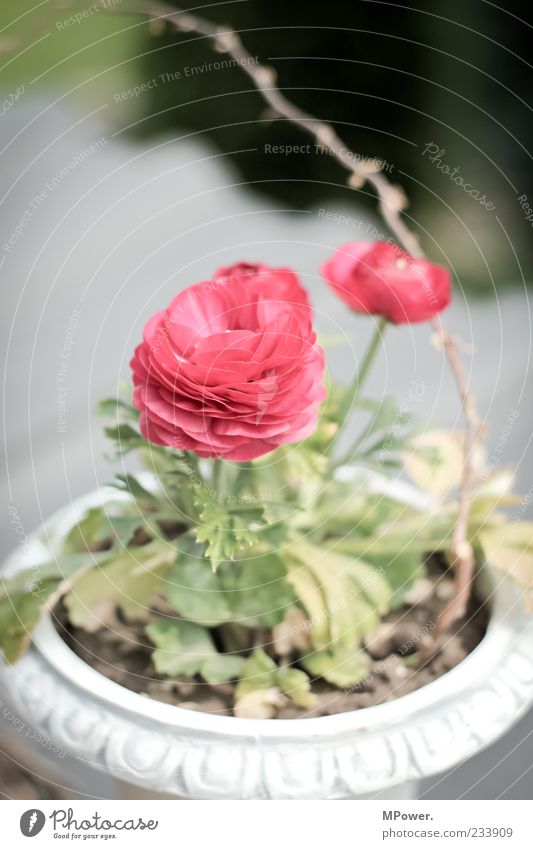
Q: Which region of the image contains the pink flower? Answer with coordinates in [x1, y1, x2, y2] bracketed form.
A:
[321, 241, 451, 324]
[131, 263, 325, 461]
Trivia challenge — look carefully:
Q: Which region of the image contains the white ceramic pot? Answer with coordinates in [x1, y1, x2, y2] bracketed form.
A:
[1, 485, 533, 800]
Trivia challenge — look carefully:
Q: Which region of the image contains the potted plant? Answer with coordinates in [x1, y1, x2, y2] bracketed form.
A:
[2, 247, 533, 799]
[1, 3, 533, 801]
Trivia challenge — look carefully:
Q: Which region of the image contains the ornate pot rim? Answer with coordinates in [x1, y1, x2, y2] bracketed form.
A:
[2, 483, 533, 798]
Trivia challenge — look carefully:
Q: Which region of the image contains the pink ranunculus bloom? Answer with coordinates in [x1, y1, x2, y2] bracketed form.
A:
[321, 241, 451, 324]
[131, 263, 325, 461]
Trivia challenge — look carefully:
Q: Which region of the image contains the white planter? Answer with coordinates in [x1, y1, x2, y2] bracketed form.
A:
[1, 486, 533, 800]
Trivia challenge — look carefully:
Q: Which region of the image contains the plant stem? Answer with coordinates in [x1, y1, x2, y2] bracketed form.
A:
[212, 458, 223, 495]
[334, 317, 387, 467]
[213, 457, 234, 501]
[353, 317, 387, 401]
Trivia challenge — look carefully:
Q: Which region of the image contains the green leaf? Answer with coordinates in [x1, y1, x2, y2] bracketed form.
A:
[64, 543, 173, 630]
[363, 550, 425, 608]
[235, 649, 315, 708]
[0, 579, 59, 662]
[314, 491, 429, 607]
[164, 544, 233, 627]
[302, 645, 370, 688]
[300, 386, 344, 457]
[479, 521, 533, 609]
[111, 474, 158, 505]
[235, 650, 315, 709]
[104, 424, 146, 454]
[403, 429, 465, 496]
[277, 666, 315, 708]
[285, 559, 330, 649]
[165, 546, 294, 629]
[233, 688, 285, 719]
[469, 469, 521, 519]
[308, 560, 378, 648]
[314, 543, 396, 611]
[359, 395, 404, 435]
[98, 396, 139, 421]
[201, 653, 245, 684]
[194, 490, 267, 569]
[159, 454, 199, 479]
[63, 507, 112, 554]
[0, 552, 110, 662]
[350, 396, 412, 459]
[234, 649, 278, 699]
[147, 618, 215, 677]
[195, 487, 284, 569]
[146, 618, 244, 682]
[63, 507, 146, 554]
[285, 540, 391, 648]
[220, 554, 296, 628]
[103, 515, 150, 548]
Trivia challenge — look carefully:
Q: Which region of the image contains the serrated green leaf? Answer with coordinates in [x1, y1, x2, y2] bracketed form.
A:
[194, 491, 266, 569]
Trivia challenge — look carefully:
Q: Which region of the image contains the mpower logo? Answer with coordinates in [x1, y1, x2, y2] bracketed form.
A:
[20, 810, 46, 837]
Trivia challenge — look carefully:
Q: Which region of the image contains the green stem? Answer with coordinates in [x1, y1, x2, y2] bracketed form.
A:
[212, 457, 223, 495]
[352, 317, 387, 400]
[334, 317, 387, 467]
[213, 457, 234, 501]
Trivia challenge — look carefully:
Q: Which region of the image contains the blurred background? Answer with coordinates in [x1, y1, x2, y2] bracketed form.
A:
[1, 0, 532, 799]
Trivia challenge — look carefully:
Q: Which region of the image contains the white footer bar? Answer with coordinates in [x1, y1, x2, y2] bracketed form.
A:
[2, 799, 529, 848]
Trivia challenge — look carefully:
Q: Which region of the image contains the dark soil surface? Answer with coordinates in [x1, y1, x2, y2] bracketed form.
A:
[53, 560, 488, 719]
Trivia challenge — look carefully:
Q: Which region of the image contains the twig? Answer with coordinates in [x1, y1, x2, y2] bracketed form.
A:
[433, 328, 484, 632]
[9, 0, 484, 632]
